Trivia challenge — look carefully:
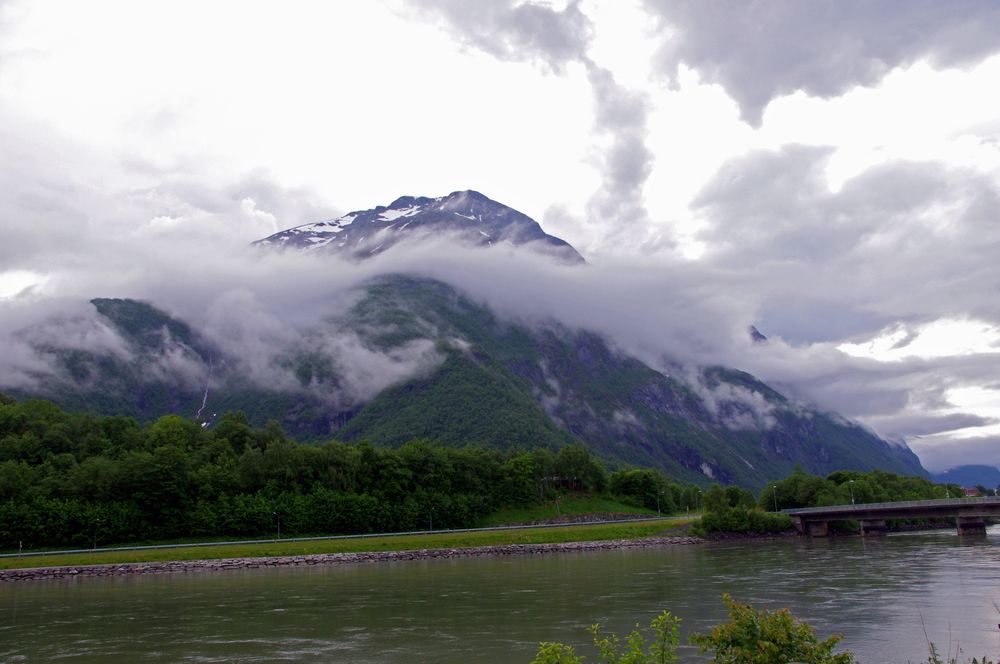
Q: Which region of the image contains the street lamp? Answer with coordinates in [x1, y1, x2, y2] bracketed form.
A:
[272, 512, 281, 539]
[848, 479, 855, 505]
[656, 490, 663, 516]
[771, 485, 778, 512]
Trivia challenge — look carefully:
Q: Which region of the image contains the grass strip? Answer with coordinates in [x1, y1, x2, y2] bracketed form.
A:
[478, 495, 657, 526]
[0, 518, 694, 570]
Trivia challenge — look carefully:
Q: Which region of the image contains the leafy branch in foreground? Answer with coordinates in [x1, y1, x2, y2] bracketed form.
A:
[531, 610, 680, 664]
[689, 594, 856, 664]
[532, 595, 856, 664]
[533, 596, 999, 664]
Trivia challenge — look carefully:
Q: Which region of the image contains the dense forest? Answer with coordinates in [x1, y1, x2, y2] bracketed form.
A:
[0, 395, 702, 550]
[1, 393, 970, 550]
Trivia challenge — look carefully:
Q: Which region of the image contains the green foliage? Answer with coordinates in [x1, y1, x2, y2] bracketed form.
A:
[337, 350, 576, 451]
[693, 483, 792, 535]
[13, 279, 929, 491]
[690, 594, 857, 664]
[703, 484, 755, 513]
[0, 395, 643, 550]
[608, 468, 691, 514]
[694, 509, 793, 536]
[761, 469, 959, 512]
[531, 610, 681, 664]
[922, 643, 994, 664]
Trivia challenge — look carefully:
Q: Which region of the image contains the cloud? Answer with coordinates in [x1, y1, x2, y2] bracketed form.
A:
[400, 0, 658, 254]
[644, 0, 1000, 125]
[0, 109, 339, 277]
[401, 0, 592, 70]
[683, 366, 778, 431]
[912, 433, 1000, 473]
[3, 213, 1000, 470]
[582, 62, 657, 250]
[2, 87, 999, 472]
[690, 146, 1000, 338]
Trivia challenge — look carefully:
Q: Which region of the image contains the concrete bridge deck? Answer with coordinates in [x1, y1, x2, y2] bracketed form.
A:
[782, 496, 1000, 536]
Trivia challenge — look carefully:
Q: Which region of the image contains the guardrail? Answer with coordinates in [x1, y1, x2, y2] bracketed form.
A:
[0, 514, 687, 559]
[782, 496, 1000, 515]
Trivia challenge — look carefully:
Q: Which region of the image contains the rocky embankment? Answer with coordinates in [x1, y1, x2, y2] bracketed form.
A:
[0, 536, 703, 583]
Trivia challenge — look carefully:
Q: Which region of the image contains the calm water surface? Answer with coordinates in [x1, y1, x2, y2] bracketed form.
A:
[2, 527, 999, 663]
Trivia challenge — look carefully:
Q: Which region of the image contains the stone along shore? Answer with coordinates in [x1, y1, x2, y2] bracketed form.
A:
[0, 536, 703, 583]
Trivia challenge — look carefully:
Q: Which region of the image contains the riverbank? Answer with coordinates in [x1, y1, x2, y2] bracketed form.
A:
[0, 535, 704, 583]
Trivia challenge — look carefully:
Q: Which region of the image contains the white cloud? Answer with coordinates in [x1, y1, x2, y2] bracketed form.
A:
[1, 0, 1000, 472]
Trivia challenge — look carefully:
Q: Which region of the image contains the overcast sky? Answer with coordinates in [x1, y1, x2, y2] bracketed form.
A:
[2, 0, 1000, 472]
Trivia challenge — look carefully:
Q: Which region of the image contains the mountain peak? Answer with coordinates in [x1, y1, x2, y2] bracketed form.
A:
[253, 191, 584, 262]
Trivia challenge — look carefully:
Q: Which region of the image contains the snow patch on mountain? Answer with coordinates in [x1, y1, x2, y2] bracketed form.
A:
[252, 190, 584, 263]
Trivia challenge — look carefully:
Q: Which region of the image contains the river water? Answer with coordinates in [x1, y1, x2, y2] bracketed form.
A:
[2, 527, 999, 663]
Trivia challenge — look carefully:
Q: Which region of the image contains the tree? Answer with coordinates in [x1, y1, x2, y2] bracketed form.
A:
[609, 468, 676, 513]
[554, 444, 607, 492]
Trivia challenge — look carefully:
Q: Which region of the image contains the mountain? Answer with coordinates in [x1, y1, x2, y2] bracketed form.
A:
[931, 465, 1000, 488]
[2, 191, 928, 489]
[7, 276, 925, 489]
[253, 189, 584, 263]
[331, 275, 925, 487]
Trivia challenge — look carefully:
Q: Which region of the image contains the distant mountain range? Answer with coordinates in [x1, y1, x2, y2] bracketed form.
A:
[3, 190, 927, 489]
[931, 465, 1000, 488]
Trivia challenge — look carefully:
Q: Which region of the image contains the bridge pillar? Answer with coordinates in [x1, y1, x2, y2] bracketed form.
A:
[859, 519, 888, 536]
[956, 516, 986, 536]
[807, 520, 829, 537]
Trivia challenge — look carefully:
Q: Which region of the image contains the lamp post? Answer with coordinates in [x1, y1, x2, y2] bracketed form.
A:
[656, 490, 662, 516]
[771, 485, 778, 512]
[848, 479, 856, 505]
[272, 512, 281, 539]
[696, 489, 702, 513]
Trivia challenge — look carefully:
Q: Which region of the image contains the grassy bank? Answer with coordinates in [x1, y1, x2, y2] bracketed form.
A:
[478, 495, 658, 526]
[0, 517, 694, 571]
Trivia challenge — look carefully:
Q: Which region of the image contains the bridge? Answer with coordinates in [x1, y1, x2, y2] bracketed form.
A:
[782, 496, 1000, 537]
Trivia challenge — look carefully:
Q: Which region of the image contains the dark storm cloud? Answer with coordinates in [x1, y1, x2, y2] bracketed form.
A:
[691, 146, 1000, 336]
[643, 0, 1000, 125]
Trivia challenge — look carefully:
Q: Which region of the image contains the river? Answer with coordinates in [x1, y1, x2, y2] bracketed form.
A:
[2, 526, 999, 663]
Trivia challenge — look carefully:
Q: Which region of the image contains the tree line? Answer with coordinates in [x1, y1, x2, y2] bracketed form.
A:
[694, 467, 965, 535]
[0, 395, 700, 549]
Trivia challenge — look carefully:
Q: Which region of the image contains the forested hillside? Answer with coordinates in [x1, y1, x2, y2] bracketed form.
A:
[0, 395, 700, 550]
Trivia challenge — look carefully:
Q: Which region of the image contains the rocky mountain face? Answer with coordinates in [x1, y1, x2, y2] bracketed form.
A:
[253, 189, 584, 263]
[3, 191, 928, 489]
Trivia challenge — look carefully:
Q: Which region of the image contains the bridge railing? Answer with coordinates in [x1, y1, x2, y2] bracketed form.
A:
[782, 496, 1000, 516]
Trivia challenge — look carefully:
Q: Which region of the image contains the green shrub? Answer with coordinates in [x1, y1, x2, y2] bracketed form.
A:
[693, 507, 793, 535]
[531, 610, 680, 664]
[690, 594, 856, 663]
